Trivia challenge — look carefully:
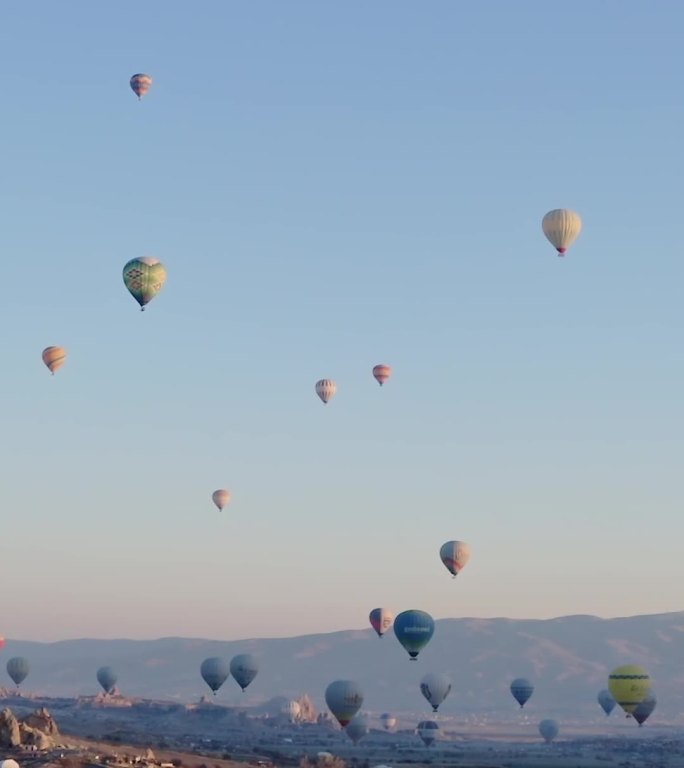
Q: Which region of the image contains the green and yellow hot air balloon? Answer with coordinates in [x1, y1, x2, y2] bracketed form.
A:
[608, 664, 651, 715]
[122, 256, 167, 311]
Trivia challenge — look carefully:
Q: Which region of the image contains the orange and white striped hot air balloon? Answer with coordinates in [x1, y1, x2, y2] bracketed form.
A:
[130, 73, 153, 100]
[42, 346, 67, 375]
[372, 364, 392, 386]
[315, 379, 337, 404]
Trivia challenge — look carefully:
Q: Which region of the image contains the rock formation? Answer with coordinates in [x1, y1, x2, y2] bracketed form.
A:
[0, 707, 59, 749]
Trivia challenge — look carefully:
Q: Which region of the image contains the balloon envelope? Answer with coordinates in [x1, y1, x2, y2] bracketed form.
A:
[345, 715, 369, 744]
[230, 653, 258, 691]
[539, 719, 559, 743]
[130, 73, 152, 99]
[325, 680, 364, 727]
[315, 379, 337, 404]
[372, 364, 392, 386]
[96, 666, 117, 694]
[200, 657, 229, 694]
[542, 209, 582, 255]
[6, 657, 29, 686]
[42, 346, 66, 375]
[393, 610, 435, 660]
[122, 256, 167, 310]
[212, 489, 231, 511]
[420, 672, 452, 712]
[608, 665, 651, 714]
[439, 540, 470, 577]
[369, 608, 394, 638]
[416, 720, 439, 746]
[598, 689, 616, 716]
[633, 693, 656, 726]
[510, 678, 534, 708]
[380, 712, 396, 731]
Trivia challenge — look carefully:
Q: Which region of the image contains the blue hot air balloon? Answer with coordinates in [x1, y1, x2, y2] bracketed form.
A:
[6, 657, 29, 687]
[393, 610, 435, 660]
[510, 678, 534, 708]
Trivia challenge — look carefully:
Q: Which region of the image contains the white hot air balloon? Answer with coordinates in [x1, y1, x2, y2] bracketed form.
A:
[542, 209, 582, 256]
[420, 673, 452, 712]
[439, 540, 471, 578]
[315, 379, 337, 404]
[212, 489, 231, 511]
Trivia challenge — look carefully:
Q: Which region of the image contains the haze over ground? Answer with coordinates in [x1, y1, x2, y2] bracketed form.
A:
[1, 2, 683, 643]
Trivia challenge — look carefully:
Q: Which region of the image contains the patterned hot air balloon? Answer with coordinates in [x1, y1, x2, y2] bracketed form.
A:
[122, 257, 167, 311]
[325, 680, 364, 727]
[6, 657, 29, 687]
[369, 608, 394, 638]
[420, 672, 452, 712]
[130, 73, 153, 100]
[315, 379, 337, 404]
[542, 209, 582, 256]
[200, 657, 229, 695]
[372, 364, 392, 387]
[42, 346, 66, 375]
[417, 720, 439, 747]
[393, 609, 435, 660]
[510, 678, 534, 708]
[212, 489, 231, 511]
[439, 540, 470, 578]
[608, 664, 651, 715]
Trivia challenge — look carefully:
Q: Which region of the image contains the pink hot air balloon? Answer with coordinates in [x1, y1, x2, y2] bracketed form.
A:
[130, 73, 153, 100]
[372, 364, 392, 386]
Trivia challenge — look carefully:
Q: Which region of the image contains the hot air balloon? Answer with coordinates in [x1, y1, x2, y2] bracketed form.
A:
[420, 672, 451, 712]
[539, 719, 559, 743]
[416, 720, 439, 747]
[230, 653, 258, 692]
[315, 379, 336, 404]
[439, 540, 470, 578]
[6, 657, 29, 687]
[608, 664, 651, 715]
[393, 609, 435, 660]
[541, 209, 582, 256]
[369, 608, 394, 638]
[345, 715, 369, 744]
[130, 73, 152, 100]
[0, 637, 5, 650]
[42, 346, 66, 376]
[96, 666, 117, 695]
[510, 678, 534, 708]
[325, 680, 364, 727]
[380, 712, 396, 731]
[633, 693, 656, 726]
[598, 689, 616, 716]
[200, 657, 229, 695]
[212, 489, 231, 511]
[372, 364, 392, 387]
[122, 257, 167, 311]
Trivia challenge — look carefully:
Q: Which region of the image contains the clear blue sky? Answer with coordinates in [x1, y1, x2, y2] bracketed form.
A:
[2, 1, 684, 641]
